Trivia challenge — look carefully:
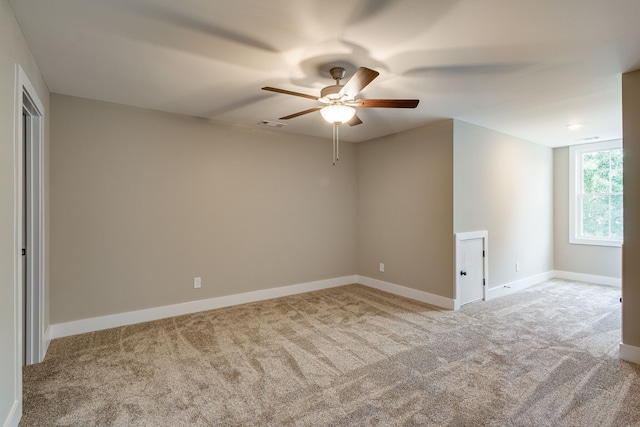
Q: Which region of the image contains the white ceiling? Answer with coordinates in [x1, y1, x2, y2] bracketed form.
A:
[9, 0, 640, 147]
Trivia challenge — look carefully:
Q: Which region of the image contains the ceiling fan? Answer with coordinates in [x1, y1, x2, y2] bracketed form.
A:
[262, 66, 419, 164]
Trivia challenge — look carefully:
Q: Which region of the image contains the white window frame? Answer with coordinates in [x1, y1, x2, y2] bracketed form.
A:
[569, 139, 623, 247]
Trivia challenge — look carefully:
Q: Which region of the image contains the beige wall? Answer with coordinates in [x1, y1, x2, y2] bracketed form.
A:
[453, 120, 553, 288]
[1, 0, 50, 424]
[357, 120, 455, 298]
[50, 94, 357, 323]
[553, 147, 622, 278]
[622, 70, 640, 348]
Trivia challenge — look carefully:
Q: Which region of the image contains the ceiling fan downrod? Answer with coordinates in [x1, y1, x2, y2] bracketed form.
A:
[329, 67, 346, 85]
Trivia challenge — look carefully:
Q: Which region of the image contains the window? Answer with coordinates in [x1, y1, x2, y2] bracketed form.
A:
[569, 140, 623, 247]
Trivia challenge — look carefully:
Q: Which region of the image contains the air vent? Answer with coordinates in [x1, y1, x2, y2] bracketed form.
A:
[258, 120, 286, 128]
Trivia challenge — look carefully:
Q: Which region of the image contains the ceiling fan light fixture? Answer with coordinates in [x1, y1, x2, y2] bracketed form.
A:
[320, 104, 356, 124]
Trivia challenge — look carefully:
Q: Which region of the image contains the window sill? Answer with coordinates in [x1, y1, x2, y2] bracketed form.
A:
[569, 238, 623, 248]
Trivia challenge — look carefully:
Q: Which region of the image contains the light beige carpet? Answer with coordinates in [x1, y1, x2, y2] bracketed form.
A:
[21, 280, 640, 426]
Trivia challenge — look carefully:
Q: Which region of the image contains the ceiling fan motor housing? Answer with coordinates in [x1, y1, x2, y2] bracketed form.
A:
[320, 67, 349, 102]
[321, 85, 344, 101]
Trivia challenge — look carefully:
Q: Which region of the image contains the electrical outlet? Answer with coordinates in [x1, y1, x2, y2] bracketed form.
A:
[379, 263, 385, 272]
[516, 262, 520, 272]
[194, 277, 201, 289]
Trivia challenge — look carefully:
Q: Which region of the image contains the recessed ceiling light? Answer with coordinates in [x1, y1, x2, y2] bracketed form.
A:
[567, 123, 582, 130]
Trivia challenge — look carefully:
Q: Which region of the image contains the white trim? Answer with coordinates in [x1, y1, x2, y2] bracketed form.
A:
[50, 276, 357, 339]
[14, 64, 47, 367]
[455, 231, 488, 309]
[356, 275, 455, 310]
[486, 271, 555, 300]
[11, 65, 24, 427]
[553, 270, 621, 287]
[2, 401, 20, 427]
[620, 343, 640, 365]
[43, 325, 51, 355]
[11, 64, 46, 427]
[454, 230, 487, 241]
[569, 140, 623, 248]
[46, 269, 622, 340]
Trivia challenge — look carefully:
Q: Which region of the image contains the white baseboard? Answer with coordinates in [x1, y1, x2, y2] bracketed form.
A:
[50, 275, 357, 339]
[42, 325, 51, 360]
[620, 343, 640, 365]
[356, 276, 454, 310]
[486, 271, 555, 300]
[553, 270, 621, 287]
[46, 270, 624, 340]
[3, 400, 20, 427]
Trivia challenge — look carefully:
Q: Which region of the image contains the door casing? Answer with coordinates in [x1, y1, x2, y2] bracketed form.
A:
[13, 65, 47, 382]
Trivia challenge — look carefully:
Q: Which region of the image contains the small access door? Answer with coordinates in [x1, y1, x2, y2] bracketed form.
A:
[456, 231, 488, 307]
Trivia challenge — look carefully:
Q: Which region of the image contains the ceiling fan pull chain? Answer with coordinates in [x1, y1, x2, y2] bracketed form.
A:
[336, 124, 340, 163]
[332, 123, 337, 166]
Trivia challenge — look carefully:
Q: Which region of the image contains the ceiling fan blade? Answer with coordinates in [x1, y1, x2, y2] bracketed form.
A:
[339, 67, 379, 99]
[279, 106, 322, 120]
[354, 99, 419, 108]
[262, 87, 318, 101]
[348, 114, 363, 126]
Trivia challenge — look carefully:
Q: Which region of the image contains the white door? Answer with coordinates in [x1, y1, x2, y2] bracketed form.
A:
[458, 238, 484, 306]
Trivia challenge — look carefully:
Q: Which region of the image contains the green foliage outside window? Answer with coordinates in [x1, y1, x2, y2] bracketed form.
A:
[581, 149, 623, 238]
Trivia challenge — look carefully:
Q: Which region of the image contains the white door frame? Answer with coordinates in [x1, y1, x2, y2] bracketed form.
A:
[454, 230, 488, 310]
[14, 63, 47, 380]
